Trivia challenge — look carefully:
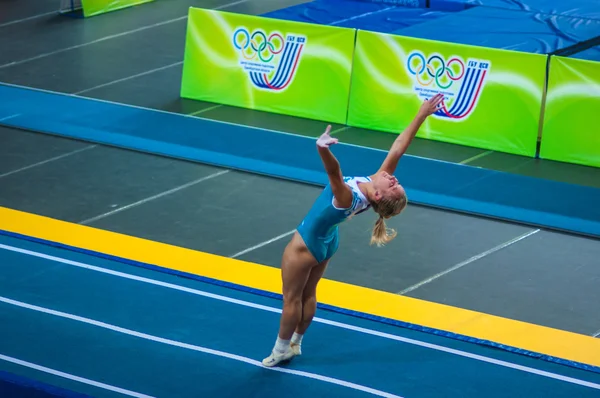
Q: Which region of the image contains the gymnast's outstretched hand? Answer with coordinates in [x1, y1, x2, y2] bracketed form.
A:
[316, 125, 338, 148]
[419, 93, 444, 117]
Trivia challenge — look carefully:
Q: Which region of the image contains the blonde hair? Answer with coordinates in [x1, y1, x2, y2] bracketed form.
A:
[369, 194, 408, 247]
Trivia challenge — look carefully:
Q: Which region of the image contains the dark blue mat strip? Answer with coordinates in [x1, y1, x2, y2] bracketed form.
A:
[1, 83, 599, 238]
[1, 227, 599, 375]
[0, 370, 91, 398]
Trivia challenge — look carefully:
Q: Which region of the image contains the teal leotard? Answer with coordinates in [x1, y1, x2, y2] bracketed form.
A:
[296, 176, 372, 263]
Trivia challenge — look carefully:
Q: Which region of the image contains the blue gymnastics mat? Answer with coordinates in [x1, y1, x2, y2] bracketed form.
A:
[1, 83, 600, 238]
[0, 233, 599, 397]
[394, 6, 600, 54]
[571, 46, 600, 61]
[262, 0, 446, 32]
[430, 0, 600, 20]
[334, 7, 450, 31]
[262, 0, 394, 25]
[347, 0, 426, 7]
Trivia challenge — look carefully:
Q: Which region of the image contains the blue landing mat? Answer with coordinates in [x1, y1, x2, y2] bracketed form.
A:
[350, 0, 426, 6]
[263, 0, 394, 25]
[429, 0, 600, 20]
[394, 6, 600, 54]
[334, 7, 450, 32]
[1, 83, 600, 238]
[571, 46, 600, 61]
[263, 0, 445, 32]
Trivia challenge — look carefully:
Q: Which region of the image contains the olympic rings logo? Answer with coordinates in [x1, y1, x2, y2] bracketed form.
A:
[407, 52, 465, 89]
[233, 28, 284, 63]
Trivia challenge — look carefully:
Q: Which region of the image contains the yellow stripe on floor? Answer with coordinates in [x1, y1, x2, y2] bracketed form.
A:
[1, 206, 599, 368]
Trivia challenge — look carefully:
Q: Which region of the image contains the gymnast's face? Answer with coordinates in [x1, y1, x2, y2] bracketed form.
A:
[372, 171, 405, 202]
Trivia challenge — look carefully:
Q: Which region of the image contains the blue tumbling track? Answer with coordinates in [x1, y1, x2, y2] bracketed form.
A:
[0, 232, 600, 397]
[1, 83, 600, 238]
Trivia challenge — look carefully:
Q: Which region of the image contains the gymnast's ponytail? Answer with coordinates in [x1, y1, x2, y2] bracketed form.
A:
[370, 215, 397, 247]
[369, 194, 408, 247]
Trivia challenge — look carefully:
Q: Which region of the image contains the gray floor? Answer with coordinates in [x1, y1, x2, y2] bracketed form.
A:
[1, 0, 599, 341]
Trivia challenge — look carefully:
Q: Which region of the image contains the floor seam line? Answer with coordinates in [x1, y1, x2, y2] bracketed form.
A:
[331, 126, 351, 135]
[0, 0, 249, 70]
[189, 104, 223, 116]
[397, 229, 541, 295]
[0, 145, 97, 179]
[459, 150, 494, 165]
[78, 169, 230, 225]
[230, 229, 296, 258]
[0, 11, 56, 29]
[74, 62, 183, 95]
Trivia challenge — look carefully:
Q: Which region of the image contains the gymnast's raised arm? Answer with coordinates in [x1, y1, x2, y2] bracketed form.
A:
[316, 125, 353, 209]
[377, 93, 444, 175]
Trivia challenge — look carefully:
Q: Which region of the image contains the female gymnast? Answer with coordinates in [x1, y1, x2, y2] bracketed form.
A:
[262, 93, 445, 367]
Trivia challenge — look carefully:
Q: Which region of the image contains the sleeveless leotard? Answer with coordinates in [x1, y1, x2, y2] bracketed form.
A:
[296, 176, 372, 263]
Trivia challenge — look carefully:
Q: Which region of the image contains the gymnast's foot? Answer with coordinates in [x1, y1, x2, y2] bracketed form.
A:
[291, 342, 302, 356]
[262, 346, 295, 367]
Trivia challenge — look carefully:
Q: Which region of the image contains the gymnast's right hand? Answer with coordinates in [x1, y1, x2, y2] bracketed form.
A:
[316, 125, 338, 148]
[419, 93, 444, 117]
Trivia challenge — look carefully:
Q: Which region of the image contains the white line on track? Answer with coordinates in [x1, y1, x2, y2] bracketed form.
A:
[0, 243, 599, 390]
[0, 295, 403, 398]
[0, 353, 154, 397]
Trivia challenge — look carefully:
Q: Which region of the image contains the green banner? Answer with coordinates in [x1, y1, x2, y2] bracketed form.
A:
[347, 30, 547, 156]
[180, 8, 356, 124]
[540, 56, 600, 168]
[81, 0, 154, 17]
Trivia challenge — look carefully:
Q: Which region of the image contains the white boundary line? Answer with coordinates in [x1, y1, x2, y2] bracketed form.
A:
[331, 126, 351, 135]
[55, 1, 247, 96]
[78, 170, 230, 225]
[398, 229, 540, 295]
[593, 329, 600, 338]
[214, 0, 250, 10]
[0, 296, 402, 398]
[0, 11, 57, 29]
[74, 62, 183, 95]
[459, 150, 494, 165]
[188, 104, 223, 116]
[0, 17, 187, 70]
[0, 353, 153, 397]
[0, 243, 599, 390]
[0, 145, 97, 179]
[0, 0, 249, 70]
[230, 229, 296, 258]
